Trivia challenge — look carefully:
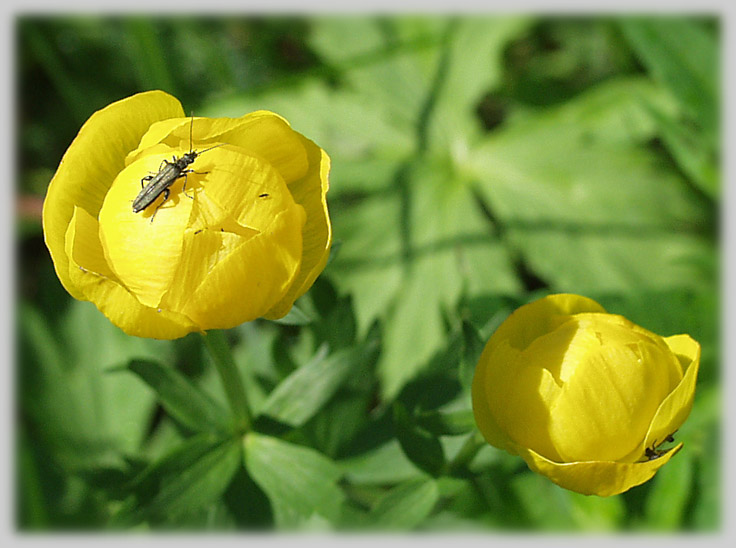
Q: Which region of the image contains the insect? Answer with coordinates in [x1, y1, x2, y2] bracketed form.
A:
[644, 433, 676, 461]
[132, 115, 223, 221]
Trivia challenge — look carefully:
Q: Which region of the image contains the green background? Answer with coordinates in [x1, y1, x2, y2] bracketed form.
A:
[17, 14, 719, 531]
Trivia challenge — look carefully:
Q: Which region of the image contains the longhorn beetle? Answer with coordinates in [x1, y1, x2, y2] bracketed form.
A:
[132, 114, 224, 221]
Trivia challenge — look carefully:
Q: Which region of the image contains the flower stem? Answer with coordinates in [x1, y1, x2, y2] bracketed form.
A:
[202, 330, 251, 431]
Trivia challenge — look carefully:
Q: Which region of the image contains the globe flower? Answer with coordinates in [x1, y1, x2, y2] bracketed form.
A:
[471, 294, 700, 496]
[43, 90, 331, 339]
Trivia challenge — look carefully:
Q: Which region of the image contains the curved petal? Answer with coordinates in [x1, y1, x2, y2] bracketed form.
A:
[520, 443, 683, 497]
[264, 135, 332, 319]
[179, 206, 305, 328]
[486, 338, 564, 462]
[643, 334, 701, 452]
[194, 147, 298, 230]
[471, 340, 519, 456]
[137, 111, 310, 184]
[65, 207, 197, 339]
[65, 205, 117, 281]
[489, 294, 606, 354]
[43, 91, 184, 299]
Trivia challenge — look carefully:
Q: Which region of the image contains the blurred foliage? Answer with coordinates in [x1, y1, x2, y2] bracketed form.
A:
[17, 14, 719, 532]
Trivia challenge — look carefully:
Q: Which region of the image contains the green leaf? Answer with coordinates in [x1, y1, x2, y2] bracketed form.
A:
[328, 191, 405, 337]
[689, 413, 720, 530]
[114, 434, 241, 526]
[243, 433, 344, 529]
[377, 159, 520, 399]
[512, 473, 578, 530]
[18, 301, 160, 468]
[144, 438, 242, 523]
[428, 16, 532, 148]
[415, 409, 476, 437]
[619, 17, 718, 135]
[568, 492, 625, 531]
[125, 359, 231, 434]
[645, 100, 718, 199]
[258, 337, 378, 427]
[393, 402, 445, 477]
[469, 77, 715, 294]
[309, 16, 444, 130]
[338, 439, 423, 485]
[618, 18, 719, 201]
[367, 477, 439, 530]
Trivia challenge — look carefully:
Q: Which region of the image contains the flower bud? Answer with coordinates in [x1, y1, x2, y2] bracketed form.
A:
[471, 294, 700, 496]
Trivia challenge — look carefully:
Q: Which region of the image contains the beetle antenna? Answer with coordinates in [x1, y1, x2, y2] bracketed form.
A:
[189, 111, 194, 154]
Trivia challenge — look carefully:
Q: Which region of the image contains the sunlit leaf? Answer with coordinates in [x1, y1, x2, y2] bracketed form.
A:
[243, 433, 344, 529]
[367, 477, 439, 530]
[125, 359, 231, 434]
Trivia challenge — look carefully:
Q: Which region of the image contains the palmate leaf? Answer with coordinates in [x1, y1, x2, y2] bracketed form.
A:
[243, 433, 344, 529]
[375, 159, 520, 399]
[468, 77, 715, 294]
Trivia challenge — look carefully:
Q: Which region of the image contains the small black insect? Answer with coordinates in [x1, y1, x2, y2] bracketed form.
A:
[644, 432, 677, 461]
[132, 115, 223, 221]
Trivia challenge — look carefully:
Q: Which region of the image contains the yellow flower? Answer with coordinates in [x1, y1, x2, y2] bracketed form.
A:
[43, 91, 331, 339]
[471, 294, 700, 496]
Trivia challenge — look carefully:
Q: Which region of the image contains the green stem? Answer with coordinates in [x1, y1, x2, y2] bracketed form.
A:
[202, 330, 251, 431]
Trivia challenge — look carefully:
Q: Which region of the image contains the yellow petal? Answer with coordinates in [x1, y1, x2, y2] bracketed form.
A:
[520, 443, 683, 497]
[483, 337, 564, 461]
[490, 294, 606, 353]
[133, 111, 310, 184]
[65, 207, 197, 339]
[195, 147, 297, 230]
[65, 205, 118, 281]
[43, 91, 184, 299]
[98, 152, 194, 308]
[265, 136, 332, 319]
[547, 317, 682, 462]
[550, 343, 656, 462]
[643, 334, 701, 452]
[471, 341, 519, 456]
[178, 206, 306, 328]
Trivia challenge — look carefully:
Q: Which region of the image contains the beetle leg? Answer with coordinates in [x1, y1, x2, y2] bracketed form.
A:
[149, 188, 171, 223]
[181, 169, 197, 199]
